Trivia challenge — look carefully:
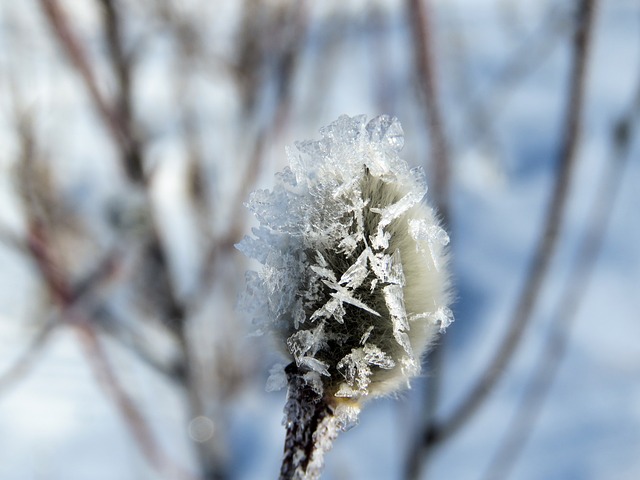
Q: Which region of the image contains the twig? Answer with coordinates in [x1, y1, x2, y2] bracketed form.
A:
[462, 3, 572, 151]
[232, 0, 307, 219]
[191, 1, 308, 309]
[0, 316, 58, 395]
[74, 319, 198, 480]
[38, 0, 141, 181]
[97, 4, 231, 476]
[408, 0, 451, 221]
[95, 306, 187, 382]
[483, 51, 640, 480]
[25, 219, 195, 479]
[406, 2, 451, 477]
[98, 0, 145, 183]
[279, 364, 347, 480]
[406, 1, 599, 477]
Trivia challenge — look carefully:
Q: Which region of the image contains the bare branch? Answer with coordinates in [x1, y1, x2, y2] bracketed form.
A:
[406, 3, 452, 478]
[38, 0, 144, 183]
[0, 316, 58, 395]
[407, 1, 600, 477]
[97, 0, 145, 183]
[483, 54, 640, 480]
[408, 0, 451, 221]
[24, 218, 198, 479]
[74, 320, 198, 480]
[191, 1, 309, 310]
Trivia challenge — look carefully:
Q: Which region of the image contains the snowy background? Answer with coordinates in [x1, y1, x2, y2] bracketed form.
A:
[0, 1, 639, 479]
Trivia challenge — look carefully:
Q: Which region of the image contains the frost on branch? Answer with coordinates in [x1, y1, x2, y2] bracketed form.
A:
[237, 114, 453, 403]
[335, 344, 395, 397]
[238, 114, 454, 480]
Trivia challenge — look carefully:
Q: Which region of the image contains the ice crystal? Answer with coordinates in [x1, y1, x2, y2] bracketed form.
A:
[336, 345, 395, 396]
[430, 306, 455, 333]
[238, 115, 452, 402]
[408, 218, 450, 271]
[266, 363, 288, 392]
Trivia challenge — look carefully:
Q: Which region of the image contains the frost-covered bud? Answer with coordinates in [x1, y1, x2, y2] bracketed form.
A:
[238, 115, 452, 405]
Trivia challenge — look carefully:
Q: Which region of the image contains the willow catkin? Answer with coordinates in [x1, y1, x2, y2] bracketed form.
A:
[237, 114, 453, 479]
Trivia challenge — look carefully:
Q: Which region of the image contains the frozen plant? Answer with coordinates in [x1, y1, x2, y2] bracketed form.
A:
[237, 114, 452, 479]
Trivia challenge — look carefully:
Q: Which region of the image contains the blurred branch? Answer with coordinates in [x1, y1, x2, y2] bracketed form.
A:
[8, 84, 195, 475]
[408, 0, 451, 221]
[25, 219, 197, 480]
[96, 306, 187, 383]
[463, 3, 572, 151]
[233, 0, 307, 211]
[93, 0, 190, 347]
[38, 0, 143, 182]
[98, 0, 145, 183]
[192, 0, 309, 308]
[406, 1, 599, 477]
[0, 316, 58, 395]
[0, 248, 120, 396]
[407, 3, 451, 478]
[483, 53, 640, 480]
[75, 321, 198, 480]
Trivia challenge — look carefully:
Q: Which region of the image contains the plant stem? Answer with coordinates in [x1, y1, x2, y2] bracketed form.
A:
[280, 364, 343, 480]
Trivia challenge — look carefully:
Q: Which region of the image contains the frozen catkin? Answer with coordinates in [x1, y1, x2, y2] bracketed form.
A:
[237, 115, 453, 479]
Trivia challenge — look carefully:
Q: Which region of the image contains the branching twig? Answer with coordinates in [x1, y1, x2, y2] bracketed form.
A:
[192, 1, 309, 309]
[74, 320, 198, 480]
[407, 1, 599, 477]
[483, 55, 640, 480]
[38, 0, 141, 181]
[25, 221, 196, 480]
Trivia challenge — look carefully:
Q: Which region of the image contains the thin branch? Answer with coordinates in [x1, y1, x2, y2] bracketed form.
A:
[24, 218, 196, 479]
[190, 1, 309, 310]
[462, 3, 572, 151]
[74, 320, 198, 480]
[38, 0, 141, 181]
[231, 0, 308, 222]
[440, 0, 599, 442]
[94, 306, 187, 383]
[0, 316, 58, 395]
[408, 0, 451, 221]
[48, 283, 193, 478]
[98, 0, 145, 183]
[407, 1, 599, 477]
[406, 2, 451, 477]
[279, 364, 347, 480]
[483, 55, 640, 480]
[94, 1, 191, 341]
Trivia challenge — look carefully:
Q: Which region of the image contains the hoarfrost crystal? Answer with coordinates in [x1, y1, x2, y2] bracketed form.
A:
[238, 115, 452, 403]
[266, 363, 288, 392]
